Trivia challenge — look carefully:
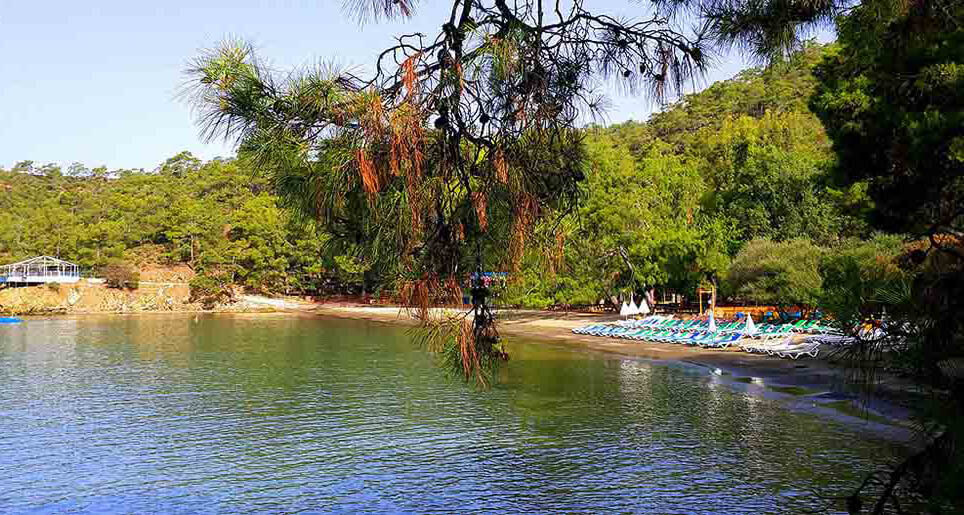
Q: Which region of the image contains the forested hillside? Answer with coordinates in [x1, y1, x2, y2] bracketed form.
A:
[0, 154, 332, 294]
[0, 43, 881, 305]
[504, 43, 881, 307]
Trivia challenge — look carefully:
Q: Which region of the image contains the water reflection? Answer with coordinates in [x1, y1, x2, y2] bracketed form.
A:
[0, 315, 900, 513]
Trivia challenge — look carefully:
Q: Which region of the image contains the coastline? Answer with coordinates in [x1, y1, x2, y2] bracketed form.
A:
[293, 301, 921, 428]
[6, 295, 921, 432]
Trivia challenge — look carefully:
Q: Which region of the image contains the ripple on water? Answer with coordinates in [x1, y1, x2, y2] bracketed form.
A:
[0, 316, 902, 513]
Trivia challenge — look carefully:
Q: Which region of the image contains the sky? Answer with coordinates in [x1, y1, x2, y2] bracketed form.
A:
[0, 1, 830, 171]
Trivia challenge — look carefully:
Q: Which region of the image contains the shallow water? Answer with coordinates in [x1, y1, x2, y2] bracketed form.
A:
[0, 315, 903, 513]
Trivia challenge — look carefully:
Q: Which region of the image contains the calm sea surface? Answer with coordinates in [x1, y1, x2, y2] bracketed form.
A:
[0, 315, 903, 513]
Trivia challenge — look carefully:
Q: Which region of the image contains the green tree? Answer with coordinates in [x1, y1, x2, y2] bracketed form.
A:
[158, 151, 202, 178]
[505, 133, 732, 308]
[699, 0, 964, 509]
[818, 234, 906, 332]
[226, 195, 290, 292]
[723, 239, 823, 309]
[810, 8, 964, 238]
[181, 0, 723, 385]
[696, 112, 848, 244]
[0, 155, 340, 298]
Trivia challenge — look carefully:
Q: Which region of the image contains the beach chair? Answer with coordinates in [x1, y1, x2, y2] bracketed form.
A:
[765, 324, 794, 338]
[599, 326, 621, 336]
[591, 325, 620, 337]
[791, 320, 822, 333]
[573, 324, 601, 334]
[673, 330, 708, 345]
[626, 328, 654, 341]
[740, 334, 794, 353]
[635, 328, 665, 341]
[657, 329, 686, 343]
[761, 337, 812, 356]
[676, 329, 708, 343]
[701, 332, 742, 348]
[619, 327, 647, 339]
[647, 329, 670, 342]
[615, 328, 635, 339]
[775, 341, 821, 359]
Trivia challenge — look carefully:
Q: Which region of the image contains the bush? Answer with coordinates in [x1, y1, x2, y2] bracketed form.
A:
[818, 234, 907, 329]
[189, 273, 233, 309]
[723, 238, 824, 308]
[102, 261, 140, 289]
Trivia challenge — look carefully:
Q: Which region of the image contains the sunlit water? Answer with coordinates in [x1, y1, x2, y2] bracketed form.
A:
[0, 315, 904, 513]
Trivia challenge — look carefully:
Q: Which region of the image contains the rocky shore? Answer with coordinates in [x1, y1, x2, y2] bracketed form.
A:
[0, 282, 271, 315]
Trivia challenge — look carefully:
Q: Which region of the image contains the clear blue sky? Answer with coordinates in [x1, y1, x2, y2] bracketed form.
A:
[0, 2, 830, 171]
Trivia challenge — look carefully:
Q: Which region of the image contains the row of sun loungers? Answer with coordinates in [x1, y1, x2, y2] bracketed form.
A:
[572, 315, 844, 360]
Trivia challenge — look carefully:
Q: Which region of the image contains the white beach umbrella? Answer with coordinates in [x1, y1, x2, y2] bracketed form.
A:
[708, 311, 717, 332]
[638, 298, 651, 316]
[745, 313, 757, 336]
[619, 302, 629, 317]
[628, 298, 639, 317]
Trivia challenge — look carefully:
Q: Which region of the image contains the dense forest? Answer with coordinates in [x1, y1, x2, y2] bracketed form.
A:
[0, 154, 331, 296]
[504, 43, 890, 309]
[0, 43, 895, 310]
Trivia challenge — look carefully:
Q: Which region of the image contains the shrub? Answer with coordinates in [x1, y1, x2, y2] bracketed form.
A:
[723, 238, 824, 308]
[189, 273, 233, 309]
[102, 261, 140, 289]
[818, 234, 907, 329]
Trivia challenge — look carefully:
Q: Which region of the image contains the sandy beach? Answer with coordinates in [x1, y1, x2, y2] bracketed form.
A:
[316, 306, 927, 436]
[231, 297, 916, 421]
[8, 291, 918, 426]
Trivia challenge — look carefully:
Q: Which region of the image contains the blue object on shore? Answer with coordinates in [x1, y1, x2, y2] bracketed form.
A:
[0, 317, 23, 324]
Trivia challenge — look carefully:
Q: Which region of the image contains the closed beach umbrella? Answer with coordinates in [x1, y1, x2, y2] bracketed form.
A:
[628, 299, 639, 317]
[745, 313, 757, 336]
[638, 298, 651, 316]
[708, 311, 717, 332]
[619, 302, 629, 317]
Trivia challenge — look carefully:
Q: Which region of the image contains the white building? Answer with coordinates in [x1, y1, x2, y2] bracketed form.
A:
[0, 256, 81, 284]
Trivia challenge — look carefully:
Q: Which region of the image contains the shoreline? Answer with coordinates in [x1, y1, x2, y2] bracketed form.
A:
[303, 303, 921, 429]
[8, 298, 921, 434]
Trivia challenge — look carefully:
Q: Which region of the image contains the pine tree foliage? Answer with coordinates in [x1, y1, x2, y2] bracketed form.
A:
[183, 1, 713, 385]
